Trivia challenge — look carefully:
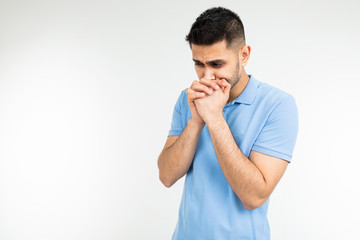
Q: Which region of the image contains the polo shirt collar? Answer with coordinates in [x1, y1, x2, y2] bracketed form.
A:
[233, 74, 259, 105]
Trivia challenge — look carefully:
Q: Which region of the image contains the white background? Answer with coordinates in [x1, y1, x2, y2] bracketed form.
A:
[1, 0, 359, 239]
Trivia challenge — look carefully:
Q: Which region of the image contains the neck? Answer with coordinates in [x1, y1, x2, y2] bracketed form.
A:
[228, 69, 249, 103]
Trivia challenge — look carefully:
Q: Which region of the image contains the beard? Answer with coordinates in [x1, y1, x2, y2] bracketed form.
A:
[228, 59, 241, 90]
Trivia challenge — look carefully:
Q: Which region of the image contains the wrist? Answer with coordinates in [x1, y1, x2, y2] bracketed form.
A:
[188, 117, 205, 130]
[204, 113, 225, 129]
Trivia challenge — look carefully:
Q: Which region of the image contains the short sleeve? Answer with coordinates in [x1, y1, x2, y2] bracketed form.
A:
[168, 90, 187, 136]
[252, 95, 299, 162]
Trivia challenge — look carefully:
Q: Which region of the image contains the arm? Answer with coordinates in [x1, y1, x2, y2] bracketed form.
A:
[194, 79, 292, 210]
[158, 80, 221, 187]
[157, 118, 204, 188]
[206, 116, 288, 210]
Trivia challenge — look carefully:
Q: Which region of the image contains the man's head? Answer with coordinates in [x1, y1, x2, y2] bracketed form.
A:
[186, 7, 245, 50]
[186, 7, 250, 90]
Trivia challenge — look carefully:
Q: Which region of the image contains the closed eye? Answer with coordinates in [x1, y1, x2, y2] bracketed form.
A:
[211, 62, 222, 67]
[194, 61, 204, 67]
[192, 59, 225, 68]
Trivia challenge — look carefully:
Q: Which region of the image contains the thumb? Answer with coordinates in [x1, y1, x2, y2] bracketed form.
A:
[222, 79, 231, 95]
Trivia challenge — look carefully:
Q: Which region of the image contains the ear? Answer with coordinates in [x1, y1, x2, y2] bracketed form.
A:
[239, 45, 251, 67]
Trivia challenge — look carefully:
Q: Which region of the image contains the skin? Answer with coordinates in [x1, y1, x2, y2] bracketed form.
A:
[157, 39, 288, 210]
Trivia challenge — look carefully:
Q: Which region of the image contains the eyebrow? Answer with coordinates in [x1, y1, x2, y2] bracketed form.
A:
[192, 59, 225, 64]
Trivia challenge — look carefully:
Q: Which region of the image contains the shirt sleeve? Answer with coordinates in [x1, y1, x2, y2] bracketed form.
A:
[252, 95, 299, 163]
[168, 90, 186, 136]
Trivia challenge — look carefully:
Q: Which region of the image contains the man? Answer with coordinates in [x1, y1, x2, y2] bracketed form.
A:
[157, 7, 298, 240]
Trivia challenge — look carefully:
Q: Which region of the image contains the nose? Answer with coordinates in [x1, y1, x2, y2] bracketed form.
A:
[204, 67, 215, 80]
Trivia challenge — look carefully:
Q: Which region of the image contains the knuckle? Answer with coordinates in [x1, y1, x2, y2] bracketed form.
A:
[193, 82, 200, 88]
[200, 79, 208, 84]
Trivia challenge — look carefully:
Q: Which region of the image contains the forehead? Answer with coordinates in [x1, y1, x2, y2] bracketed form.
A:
[191, 40, 235, 61]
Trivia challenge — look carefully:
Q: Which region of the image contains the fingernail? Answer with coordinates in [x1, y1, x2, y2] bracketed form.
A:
[215, 85, 220, 89]
[209, 90, 213, 94]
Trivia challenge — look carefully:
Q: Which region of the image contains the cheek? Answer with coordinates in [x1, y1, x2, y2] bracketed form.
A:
[194, 67, 204, 78]
[216, 67, 232, 79]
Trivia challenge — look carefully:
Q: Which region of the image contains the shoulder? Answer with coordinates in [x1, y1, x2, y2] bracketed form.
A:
[176, 89, 189, 106]
[254, 79, 297, 112]
[173, 88, 190, 113]
[251, 78, 299, 162]
[169, 89, 191, 135]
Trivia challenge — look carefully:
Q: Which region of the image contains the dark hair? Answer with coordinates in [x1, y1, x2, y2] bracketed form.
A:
[186, 7, 245, 48]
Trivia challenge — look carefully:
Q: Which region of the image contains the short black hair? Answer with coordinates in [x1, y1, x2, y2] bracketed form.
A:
[186, 7, 245, 48]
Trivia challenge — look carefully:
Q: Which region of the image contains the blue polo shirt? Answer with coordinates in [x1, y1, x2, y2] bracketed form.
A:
[168, 75, 298, 240]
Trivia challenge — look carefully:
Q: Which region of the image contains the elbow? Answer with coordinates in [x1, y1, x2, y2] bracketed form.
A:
[158, 158, 172, 188]
[242, 197, 268, 211]
[159, 172, 174, 188]
[160, 176, 174, 188]
[243, 203, 260, 211]
[235, 186, 270, 210]
[162, 181, 173, 188]
[157, 155, 179, 188]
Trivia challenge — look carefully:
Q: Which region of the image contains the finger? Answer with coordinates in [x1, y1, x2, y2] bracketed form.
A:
[190, 80, 201, 91]
[199, 78, 220, 91]
[190, 80, 199, 87]
[223, 78, 231, 86]
[218, 78, 228, 87]
[221, 79, 231, 94]
[212, 79, 224, 87]
[211, 79, 226, 92]
[191, 82, 214, 95]
[186, 88, 205, 100]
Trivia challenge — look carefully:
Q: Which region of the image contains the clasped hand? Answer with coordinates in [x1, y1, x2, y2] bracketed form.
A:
[186, 78, 231, 125]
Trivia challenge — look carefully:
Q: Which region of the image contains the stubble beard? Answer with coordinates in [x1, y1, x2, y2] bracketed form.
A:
[229, 59, 241, 90]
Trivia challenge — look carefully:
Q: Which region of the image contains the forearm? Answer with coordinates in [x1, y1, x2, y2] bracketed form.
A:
[158, 118, 204, 187]
[206, 115, 267, 209]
